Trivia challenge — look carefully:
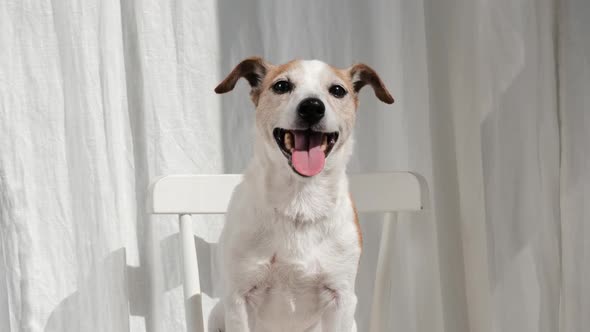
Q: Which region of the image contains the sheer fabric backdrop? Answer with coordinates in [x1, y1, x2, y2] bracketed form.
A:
[0, 0, 587, 331]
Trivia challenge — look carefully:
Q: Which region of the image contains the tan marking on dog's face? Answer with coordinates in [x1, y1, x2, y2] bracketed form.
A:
[265, 60, 302, 86]
[251, 60, 301, 105]
[329, 65, 359, 107]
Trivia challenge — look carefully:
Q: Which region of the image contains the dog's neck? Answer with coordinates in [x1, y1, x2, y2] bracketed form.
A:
[244, 134, 350, 223]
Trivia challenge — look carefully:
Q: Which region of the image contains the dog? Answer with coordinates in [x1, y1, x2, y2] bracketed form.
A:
[209, 57, 394, 332]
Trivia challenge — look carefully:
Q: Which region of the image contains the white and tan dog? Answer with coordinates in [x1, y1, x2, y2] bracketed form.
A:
[209, 57, 393, 332]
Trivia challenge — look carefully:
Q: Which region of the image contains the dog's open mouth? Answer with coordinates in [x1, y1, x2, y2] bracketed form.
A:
[273, 128, 339, 177]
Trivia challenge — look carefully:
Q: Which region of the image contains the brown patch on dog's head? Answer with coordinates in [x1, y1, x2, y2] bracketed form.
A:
[264, 60, 301, 85]
[348, 63, 394, 104]
[251, 59, 302, 105]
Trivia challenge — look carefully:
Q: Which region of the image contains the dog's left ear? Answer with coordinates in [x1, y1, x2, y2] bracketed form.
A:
[215, 57, 269, 94]
[348, 63, 394, 104]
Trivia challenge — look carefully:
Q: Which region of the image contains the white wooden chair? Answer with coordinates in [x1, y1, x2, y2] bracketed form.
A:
[148, 172, 427, 332]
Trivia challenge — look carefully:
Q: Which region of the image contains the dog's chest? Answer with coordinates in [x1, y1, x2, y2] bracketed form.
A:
[244, 253, 337, 330]
[241, 226, 349, 329]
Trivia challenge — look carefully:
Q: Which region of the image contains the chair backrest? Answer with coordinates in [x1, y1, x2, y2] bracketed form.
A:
[147, 172, 427, 332]
[149, 172, 426, 214]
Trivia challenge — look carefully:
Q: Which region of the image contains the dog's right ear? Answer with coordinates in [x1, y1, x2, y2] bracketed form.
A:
[215, 57, 269, 94]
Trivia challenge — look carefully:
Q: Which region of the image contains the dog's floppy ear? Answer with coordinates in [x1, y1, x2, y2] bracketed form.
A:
[348, 63, 394, 104]
[215, 57, 269, 94]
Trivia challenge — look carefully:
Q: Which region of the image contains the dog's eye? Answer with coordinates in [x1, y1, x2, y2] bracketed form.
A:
[272, 80, 293, 94]
[329, 85, 347, 98]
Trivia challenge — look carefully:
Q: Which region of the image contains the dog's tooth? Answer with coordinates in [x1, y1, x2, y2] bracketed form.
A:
[284, 132, 293, 149]
[321, 135, 328, 152]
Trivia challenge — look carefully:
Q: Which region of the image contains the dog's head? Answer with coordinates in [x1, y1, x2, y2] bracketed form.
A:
[216, 57, 393, 177]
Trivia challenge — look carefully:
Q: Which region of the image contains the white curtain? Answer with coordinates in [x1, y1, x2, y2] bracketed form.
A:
[1, 0, 587, 331]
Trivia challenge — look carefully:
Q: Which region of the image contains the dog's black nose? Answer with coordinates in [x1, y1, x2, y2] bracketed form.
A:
[297, 98, 325, 125]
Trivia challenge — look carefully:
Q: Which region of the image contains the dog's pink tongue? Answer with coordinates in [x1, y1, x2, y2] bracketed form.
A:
[292, 131, 325, 177]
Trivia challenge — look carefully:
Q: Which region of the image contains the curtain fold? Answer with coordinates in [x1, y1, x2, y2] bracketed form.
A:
[0, 0, 587, 331]
[558, 1, 590, 332]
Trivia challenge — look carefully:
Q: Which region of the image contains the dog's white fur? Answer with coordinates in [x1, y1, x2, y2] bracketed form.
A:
[209, 58, 393, 332]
